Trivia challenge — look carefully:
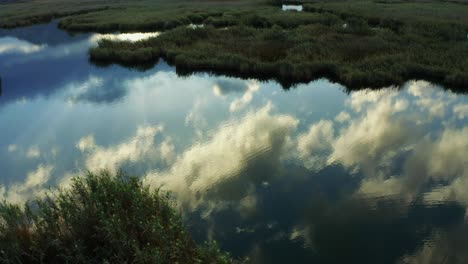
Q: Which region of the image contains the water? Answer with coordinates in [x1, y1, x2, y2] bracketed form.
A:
[1, 22, 468, 263]
[282, 5, 303, 12]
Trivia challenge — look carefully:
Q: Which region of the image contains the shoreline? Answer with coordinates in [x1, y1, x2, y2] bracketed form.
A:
[2, 0, 468, 92]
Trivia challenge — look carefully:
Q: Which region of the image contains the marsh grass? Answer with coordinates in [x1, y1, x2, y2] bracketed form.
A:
[0, 171, 236, 263]
[58, 8, 225, 33]
[0, 0, 113, 29]
[0, 0, 263, 29]
[89, 8, 468, 91]
[3, 0, 468, 91]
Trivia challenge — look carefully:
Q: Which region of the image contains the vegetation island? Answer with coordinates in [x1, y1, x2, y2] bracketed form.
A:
[1, 0, 467, 91]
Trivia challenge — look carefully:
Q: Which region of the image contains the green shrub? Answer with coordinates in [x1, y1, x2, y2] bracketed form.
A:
[0, 171, 236, 264]
[242, 14, 272, 28]
[266, 0, 283, 7]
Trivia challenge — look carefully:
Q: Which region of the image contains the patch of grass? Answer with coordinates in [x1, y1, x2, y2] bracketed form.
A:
[0, 0, 264, 30]
[0, 7, 112, 28]
[0, 0, 122, 28]
[58, 7, 222, 33]
[306, 0, 468, 25]
[3, 0, 468, 91]
[58, 5, 343, 32]
[89, 8, 468, 91]
[0, 171, 238, 263]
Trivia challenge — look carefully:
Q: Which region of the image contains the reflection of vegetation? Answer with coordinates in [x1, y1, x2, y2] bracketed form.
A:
[0, 171, 236, 263]
[305, 197, 466, 263]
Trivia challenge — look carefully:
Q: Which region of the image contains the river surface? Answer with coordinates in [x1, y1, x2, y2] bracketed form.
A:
[1, 21, 468, 264]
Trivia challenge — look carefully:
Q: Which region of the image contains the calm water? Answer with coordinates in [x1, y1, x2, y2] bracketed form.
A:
[1, 22, 468, 263]
[282, 5, 303, 12]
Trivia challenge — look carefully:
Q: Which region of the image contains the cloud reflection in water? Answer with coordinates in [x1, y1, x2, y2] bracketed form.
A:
[0, 37, 46, 54]
[0, 43, 467, 263]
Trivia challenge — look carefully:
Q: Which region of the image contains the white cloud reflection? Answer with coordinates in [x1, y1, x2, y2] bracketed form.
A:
[26, 146, 41, 159]
[454, 103, 468, 120]
[62, 79, 467, 218]
[77, 125, 170, 174]
[1, 76, 466, 232]
[297, 120, 335, 171]
[145, 103, 298, 216]
[229, 81, 261, 112]
[0, 37, 46, 54]
[335, 111, 351, 123]
[295, 81, 468, 211]
[7, 144, 17, 153]
[408, 80, 455, 118]
[89, 32, 160, 44]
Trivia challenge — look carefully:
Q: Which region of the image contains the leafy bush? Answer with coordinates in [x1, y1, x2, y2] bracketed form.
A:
[0, 171, 236, 264]
[242, 14, 272, 28]
[266, 0, 283, 7]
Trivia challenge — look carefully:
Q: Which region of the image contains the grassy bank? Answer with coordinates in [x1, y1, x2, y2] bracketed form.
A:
[56, 0, 267, 33]
[0, 171, 237, 263]
[0, 0, 117, 28]
[2, 0, 468, 90]
[88, 3, 468, 91]
[306, 0, 468, 26]
[0, 0, 263, 30]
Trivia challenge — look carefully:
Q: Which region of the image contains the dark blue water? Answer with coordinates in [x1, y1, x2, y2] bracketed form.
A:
[1, 22, 467, 264]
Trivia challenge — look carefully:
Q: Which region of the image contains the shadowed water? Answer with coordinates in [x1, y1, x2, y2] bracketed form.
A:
[1, 22, 468, 264]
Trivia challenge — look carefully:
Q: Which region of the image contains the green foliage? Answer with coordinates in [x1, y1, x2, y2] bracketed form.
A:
[266, 0, 283, 6]
[0, 7, 110, 28]
[89, 8, 468, 91]
[3, 0, 468, 91]
[0, 171, 236, 264]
